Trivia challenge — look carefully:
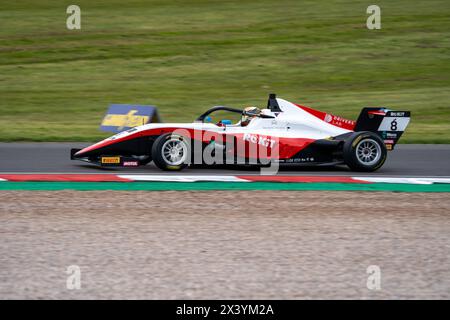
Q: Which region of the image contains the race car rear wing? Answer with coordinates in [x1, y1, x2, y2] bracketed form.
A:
[354, 108, 411, 150]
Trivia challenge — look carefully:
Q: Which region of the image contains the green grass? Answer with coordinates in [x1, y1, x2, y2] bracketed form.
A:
[0, 0, 449, 142]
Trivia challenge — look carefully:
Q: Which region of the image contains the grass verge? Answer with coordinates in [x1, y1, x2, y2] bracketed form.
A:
[0, 0, 449, 142]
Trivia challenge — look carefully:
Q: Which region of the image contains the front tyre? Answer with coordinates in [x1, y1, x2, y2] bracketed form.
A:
[151, 133, 190, 171]
[343, 132, 387, 172]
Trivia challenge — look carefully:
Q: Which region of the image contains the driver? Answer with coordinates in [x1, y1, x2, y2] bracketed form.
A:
[241, 106, 261, 126]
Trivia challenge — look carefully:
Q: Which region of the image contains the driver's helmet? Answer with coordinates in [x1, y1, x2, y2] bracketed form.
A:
[241, 106, 261, 126]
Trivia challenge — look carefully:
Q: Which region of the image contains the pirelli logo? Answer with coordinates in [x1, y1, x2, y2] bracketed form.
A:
[101, 156, 121, 164]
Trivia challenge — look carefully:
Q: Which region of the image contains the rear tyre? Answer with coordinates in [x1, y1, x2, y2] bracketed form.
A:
[151, 133, 190, 171]
[343, 132, 387, 172]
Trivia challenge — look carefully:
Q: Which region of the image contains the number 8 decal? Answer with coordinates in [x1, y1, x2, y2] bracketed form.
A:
[390, 119, 397, 131]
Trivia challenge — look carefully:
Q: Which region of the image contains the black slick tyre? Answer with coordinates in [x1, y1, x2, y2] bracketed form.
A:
[343, 131, 387, 172]
[151, 133, 190, 171]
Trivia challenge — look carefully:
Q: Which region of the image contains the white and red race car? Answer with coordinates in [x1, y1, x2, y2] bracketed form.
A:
[71, 94, 410, 172]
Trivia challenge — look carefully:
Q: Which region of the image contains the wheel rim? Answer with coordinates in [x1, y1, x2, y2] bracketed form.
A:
[161, 138, 187, 166]
[356, 138, 381, 166]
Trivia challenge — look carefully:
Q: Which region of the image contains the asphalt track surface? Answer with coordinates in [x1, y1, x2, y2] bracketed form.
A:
[0, 143, 449, 176]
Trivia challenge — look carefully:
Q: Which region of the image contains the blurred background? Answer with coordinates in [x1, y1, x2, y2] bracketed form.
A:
[0, 0, 448, 142]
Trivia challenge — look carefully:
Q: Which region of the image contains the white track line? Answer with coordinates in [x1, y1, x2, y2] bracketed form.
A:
[353, 177, 450, 184]
[117, 175, 248, 182]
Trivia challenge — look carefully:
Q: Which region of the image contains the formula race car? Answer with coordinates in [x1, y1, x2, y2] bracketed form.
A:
[71, 94, 410, 172]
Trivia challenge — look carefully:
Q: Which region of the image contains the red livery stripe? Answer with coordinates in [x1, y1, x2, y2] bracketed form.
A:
[368, 110, 386, 116]
[294, 104, 356, 131]
[77, 128, 316, 160]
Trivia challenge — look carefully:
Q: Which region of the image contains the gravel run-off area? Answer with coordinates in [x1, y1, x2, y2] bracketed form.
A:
[0, 190, 449, 299]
